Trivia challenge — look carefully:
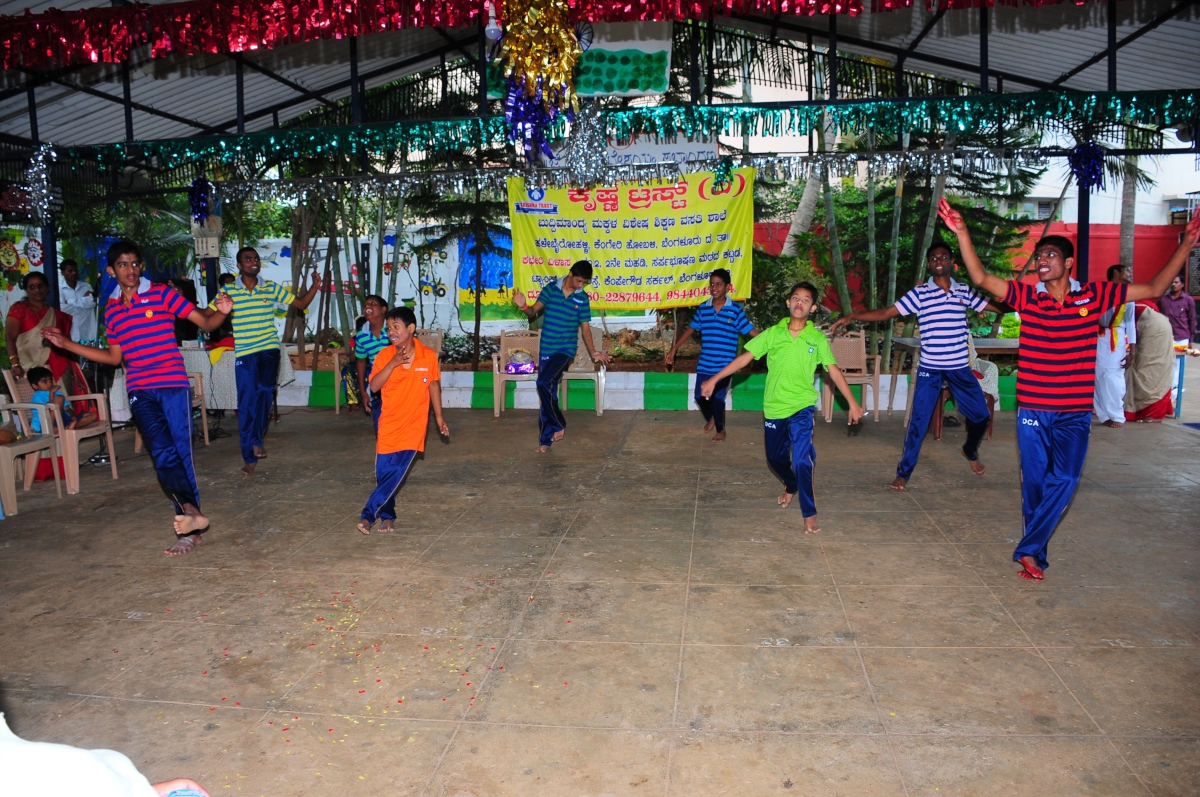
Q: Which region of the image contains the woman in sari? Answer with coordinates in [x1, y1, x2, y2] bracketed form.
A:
[1124, 302, 1176, 422]
[5, 271, 74, 384]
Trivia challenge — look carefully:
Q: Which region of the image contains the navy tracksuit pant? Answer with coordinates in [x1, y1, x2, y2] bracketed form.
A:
[128, 387, 199, 515]
[897, 366, 991, 480]
[536, 352, 574, 447]
[695, 373, 732, 433]
[763, 406, 818, 518]
[235, 348, 280, 464]
[1015, 409, 1091, 570]
[361, 450, 418, 524]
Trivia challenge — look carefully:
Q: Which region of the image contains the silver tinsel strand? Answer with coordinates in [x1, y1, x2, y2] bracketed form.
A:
[24, 144, 56, 224]
[561, 102, 611, 188]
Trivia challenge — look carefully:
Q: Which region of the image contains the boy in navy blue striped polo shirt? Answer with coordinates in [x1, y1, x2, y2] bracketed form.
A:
[833, 242, 1000, 490]
[665, 268, 758, 441]
[513, 260, 612, 452]
[42, 241, 234, 556]
[943, 199, 1200, 581]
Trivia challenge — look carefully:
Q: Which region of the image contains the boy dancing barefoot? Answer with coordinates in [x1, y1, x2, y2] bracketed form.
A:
[832, 241, 1001, 490]
[358, 307, 449, 535]
[701, 282, 864, 534]
[43, 241, 232, 556]
[665, 268, 758, 442]
[941, 199, 1200, 580]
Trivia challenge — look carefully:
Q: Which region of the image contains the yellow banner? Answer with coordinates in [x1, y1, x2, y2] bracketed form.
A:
[509, 168, 755, 310]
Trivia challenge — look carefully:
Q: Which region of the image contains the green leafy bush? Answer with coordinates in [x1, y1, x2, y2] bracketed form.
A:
[998, 313, 1021, 339]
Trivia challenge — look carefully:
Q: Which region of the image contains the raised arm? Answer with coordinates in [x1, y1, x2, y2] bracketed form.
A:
[512, 289, 544, 320]
[1128, 213, 1200, 303]
[41, 327, 124, 366]
[290, 273, 322, 311]
[831, 305, 901, 334]
[938, 198, 1008, 301]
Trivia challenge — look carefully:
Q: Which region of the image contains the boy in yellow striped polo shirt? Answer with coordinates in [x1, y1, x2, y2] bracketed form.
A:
[209, 247, 321, 474]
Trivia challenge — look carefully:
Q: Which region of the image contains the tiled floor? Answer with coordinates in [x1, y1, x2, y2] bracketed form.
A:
[1, 405, 1198, 796]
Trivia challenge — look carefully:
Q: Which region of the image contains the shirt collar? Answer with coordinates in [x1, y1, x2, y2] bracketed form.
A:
[108, 276, 153, 301]
[926, 276, 964, 292]
[1035, 277, 1081, 295]
[775, 318, 816, 336]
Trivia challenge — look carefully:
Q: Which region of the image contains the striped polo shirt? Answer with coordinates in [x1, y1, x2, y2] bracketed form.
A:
[105, 278, 195, 392]
[894, 277, 990, 369]
[690, 298, 754, 374]
[210, 277, 295, 356]
[538, 279, 591, 357]
[1006, 279, 1127, 412]
[354, 326, 389, 369]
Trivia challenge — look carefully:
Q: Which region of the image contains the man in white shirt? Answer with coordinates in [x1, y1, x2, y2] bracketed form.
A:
[1095, 264, 1137, 427]
[58, 259, 98, 342]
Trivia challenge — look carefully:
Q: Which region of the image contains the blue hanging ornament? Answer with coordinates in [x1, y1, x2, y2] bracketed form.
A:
[1067, 141, 1106, 193]
[505, 77, 557, 160]
[189, 177, 213, 225]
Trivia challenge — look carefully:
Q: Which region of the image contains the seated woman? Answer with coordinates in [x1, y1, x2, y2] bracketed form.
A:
[1124, 303, 1175, 422]
[6, 271, 74, 387]
[26, 366, 98, 433]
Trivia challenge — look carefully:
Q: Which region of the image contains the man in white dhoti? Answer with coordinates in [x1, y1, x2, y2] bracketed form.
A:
[1095, 264, 1136, 427]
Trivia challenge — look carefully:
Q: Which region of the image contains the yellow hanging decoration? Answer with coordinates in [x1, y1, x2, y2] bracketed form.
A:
[498, 0, 581, 110]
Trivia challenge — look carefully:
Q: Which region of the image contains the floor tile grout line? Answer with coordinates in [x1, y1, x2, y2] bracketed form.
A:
[662, 459, 702, 797]
[417, 454, 595, 797]
[909, 493, 1158, 796]
[820, 544, 912, 796]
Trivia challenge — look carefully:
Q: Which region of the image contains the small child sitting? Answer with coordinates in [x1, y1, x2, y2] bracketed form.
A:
[26, 366, 98, 433]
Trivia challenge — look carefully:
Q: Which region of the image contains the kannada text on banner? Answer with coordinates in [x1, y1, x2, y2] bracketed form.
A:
[509, 168, 755, 310]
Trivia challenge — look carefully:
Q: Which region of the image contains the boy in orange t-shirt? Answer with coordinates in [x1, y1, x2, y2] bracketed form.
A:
[357, 307, 449, 535]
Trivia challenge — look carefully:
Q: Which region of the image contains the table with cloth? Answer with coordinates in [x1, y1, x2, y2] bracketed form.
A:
[108, 345, 295, 422]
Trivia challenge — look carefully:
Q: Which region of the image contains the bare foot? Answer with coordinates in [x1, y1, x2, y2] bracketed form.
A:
[804, 515, 821, 534]
[777, 492, 793, 509]
[1136, 418, 1163, 424]
[357, 519, 373, 535]
[241, 462, 256, 476]
[711, 430, 726, 443]
[164, 534, 201, 556]
[703, 418, 715, 433]
[1102, 419, 1123, 428]
[253, 445, 268, 459]
[1017, 556, 1044, 581]
[173, 503, 210, 536]
[890, 477, 908, 491]
[962, 447, 985, 476]
[535, 445, 551, 453]
[378, 520, 394, 533]
[551, 430, 565, 442]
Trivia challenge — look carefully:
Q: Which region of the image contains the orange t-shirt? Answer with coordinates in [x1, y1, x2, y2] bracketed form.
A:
[369, 339, 441, 454]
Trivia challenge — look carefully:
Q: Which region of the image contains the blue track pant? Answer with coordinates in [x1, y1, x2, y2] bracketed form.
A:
[1015, 409, 1091, 570]
[764, 406, 818, 518]
[128, 387, 199, 515]
[695, 373, 732, 433]
[235, 348, 280, 464]
[361, 450, 418, 524]
[536, 352, 573, 447]
[897, 366, 991, 480]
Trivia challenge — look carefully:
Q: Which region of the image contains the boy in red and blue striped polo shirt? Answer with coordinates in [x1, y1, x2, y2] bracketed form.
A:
[941, 199, 1200, 581]
[43, 241, 233, 557]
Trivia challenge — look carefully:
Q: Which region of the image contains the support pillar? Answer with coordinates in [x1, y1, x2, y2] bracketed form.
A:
[1077, 189, 1091, 283]
[204, 257, 219, 304]
[27, 85, 38, 143]
[979, 4, 989, 93]
[828, 12, 838, 100]
[235, 55, 246, 134]
[43, 216, 59, 310]
[1107, 0, 1118, 91]
[121, 62, 134, 141]
[349, 38, 361, 125]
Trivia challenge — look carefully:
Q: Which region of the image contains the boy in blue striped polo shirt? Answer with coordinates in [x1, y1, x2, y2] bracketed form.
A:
[665, 268, 758, 441]
[354, 294, 389, 431]
[833, 241, 1000, 491]
[513, 260, 612, 452]
[208, 247, 321, 475]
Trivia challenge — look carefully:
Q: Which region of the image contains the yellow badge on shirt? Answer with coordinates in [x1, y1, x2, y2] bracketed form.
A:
[145, 310, 154, 318]
[1079, 308, 1088, 317]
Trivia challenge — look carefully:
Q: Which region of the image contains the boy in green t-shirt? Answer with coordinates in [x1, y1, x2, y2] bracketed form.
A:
[701, 281, 864, 534]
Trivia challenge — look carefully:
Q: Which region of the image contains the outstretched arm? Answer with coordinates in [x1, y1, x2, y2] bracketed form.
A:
[41, 327, 124, 366]
[698, 351, 754, 397]
[290, 273, 323, 311]
[188, 294, 233, 333]
[825, 364, 865, 424]
[512, 290, 544, 320]
[1128, 213, 1200, 303]
[831, 306, 902, 334]
[938, 198, 1009, 301]
[665, 326, 695, 365]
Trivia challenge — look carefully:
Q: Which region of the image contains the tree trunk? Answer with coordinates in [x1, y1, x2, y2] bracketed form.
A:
[865, 127, 878, 351]
[311, 209, 337, 370]
[781, 114, 835, 256]
[471, 192, 484, 370]
[817, 121, 852, 315]
[374, 198, 386, 302]
[913, 134, 955, 287]
[881, 161, 907, 366]
[1120, 155, 1138, 267]
[388, 195, 404, 309]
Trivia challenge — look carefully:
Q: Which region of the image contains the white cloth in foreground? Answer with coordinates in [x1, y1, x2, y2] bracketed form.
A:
[1095, 302, 1137, 424]
[59, 279, 98, 342]
[0, 712, 158, 797]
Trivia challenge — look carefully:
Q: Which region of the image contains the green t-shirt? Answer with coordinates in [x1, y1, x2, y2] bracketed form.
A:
[744, 318, 837, 418]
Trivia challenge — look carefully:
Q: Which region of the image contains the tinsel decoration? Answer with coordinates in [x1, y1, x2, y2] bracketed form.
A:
[499, 0, 580, 160]
[561, 101, 609, 187]
[24, 144, 56, 224]
[1067, 140, 1106, 193]
[712, 155, 734, 191]
[188, 177, 213, 225]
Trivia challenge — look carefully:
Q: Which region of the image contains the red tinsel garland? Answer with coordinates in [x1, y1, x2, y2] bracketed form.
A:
[1, 0, 1110, 70]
